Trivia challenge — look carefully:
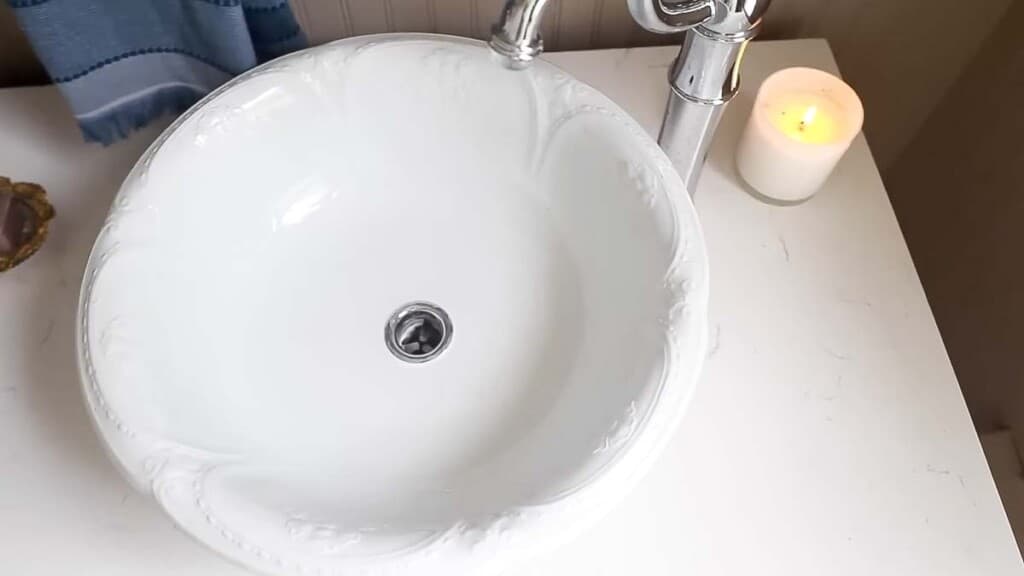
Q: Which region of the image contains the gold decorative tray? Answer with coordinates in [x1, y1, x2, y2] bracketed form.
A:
[0, 177, 55, 272]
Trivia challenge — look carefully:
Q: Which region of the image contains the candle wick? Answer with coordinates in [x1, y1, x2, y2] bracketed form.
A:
[800, 106, 818, 132]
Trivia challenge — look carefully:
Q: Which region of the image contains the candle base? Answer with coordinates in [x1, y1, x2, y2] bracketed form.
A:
[739, 179, 817, 207]
[735, 137, 829, 204]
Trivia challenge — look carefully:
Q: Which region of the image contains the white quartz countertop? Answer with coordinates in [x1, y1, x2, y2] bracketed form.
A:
[1, 39, 1021, 575]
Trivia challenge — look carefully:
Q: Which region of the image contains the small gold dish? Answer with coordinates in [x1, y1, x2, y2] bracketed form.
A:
[0, 177, 55, 272]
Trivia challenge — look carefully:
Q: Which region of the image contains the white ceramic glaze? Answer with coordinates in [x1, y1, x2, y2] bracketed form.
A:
[77, 35, 709, 576]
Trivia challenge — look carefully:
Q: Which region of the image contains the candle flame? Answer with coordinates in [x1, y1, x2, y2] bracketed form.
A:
[801, 106, 818, 127]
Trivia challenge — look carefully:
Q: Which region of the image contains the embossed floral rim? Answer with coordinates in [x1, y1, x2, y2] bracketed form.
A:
[76, 34, 710, 576]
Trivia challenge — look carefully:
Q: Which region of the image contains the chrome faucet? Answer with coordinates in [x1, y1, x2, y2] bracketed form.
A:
[490, 0, 772, 195]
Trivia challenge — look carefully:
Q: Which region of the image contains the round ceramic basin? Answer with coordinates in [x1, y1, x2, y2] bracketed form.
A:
[78, 35, 708, 575]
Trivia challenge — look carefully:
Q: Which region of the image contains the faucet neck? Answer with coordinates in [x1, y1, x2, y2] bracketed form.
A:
[658, 20, 760, 194]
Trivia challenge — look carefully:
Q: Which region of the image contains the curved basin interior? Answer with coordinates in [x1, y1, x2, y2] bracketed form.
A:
[83, 36, 699, 561]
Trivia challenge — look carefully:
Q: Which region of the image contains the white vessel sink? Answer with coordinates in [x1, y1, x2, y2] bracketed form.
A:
[78, 35, 708, 575]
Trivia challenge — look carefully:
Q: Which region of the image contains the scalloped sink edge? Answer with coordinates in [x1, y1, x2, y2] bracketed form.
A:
[77, 34, 709, 576]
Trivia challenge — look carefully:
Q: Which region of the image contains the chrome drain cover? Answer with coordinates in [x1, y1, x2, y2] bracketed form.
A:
[385, 302, 453, 363]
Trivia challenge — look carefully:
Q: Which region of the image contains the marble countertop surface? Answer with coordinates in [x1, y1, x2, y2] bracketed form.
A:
[1, 39, 1021, 575]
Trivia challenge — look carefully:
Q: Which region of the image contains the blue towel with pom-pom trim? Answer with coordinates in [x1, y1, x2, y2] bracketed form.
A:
[7, 0, 306, 144]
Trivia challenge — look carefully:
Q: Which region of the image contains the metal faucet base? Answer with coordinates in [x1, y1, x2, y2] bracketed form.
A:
[658, 92, 725, 195]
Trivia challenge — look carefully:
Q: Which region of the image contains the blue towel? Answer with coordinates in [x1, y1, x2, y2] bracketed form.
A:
[8, 0, 307, 144]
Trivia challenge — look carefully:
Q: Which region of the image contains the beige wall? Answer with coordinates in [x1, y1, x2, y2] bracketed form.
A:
[0, 0, 1013, 169]
[886, 0, 1024, 434]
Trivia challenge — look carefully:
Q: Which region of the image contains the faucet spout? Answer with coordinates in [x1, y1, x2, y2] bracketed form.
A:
[489, 0, 773, 194]
[489, 0, 553, 69]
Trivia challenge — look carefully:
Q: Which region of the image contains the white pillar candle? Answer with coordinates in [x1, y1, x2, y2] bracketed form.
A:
[736, 67, 864, 203]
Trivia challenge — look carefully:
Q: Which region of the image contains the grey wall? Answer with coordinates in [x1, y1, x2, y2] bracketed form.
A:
[0, 3, 45, 87]
[887, 0, 1024, 434]
[289, 0, 1014, 170]
[0, 0, 1014, 169]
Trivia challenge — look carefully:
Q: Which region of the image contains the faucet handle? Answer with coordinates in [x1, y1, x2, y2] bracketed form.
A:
[628, 0, 716, 34]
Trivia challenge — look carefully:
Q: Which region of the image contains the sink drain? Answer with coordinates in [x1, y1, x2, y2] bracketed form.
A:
[385, 302, 452, 363]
